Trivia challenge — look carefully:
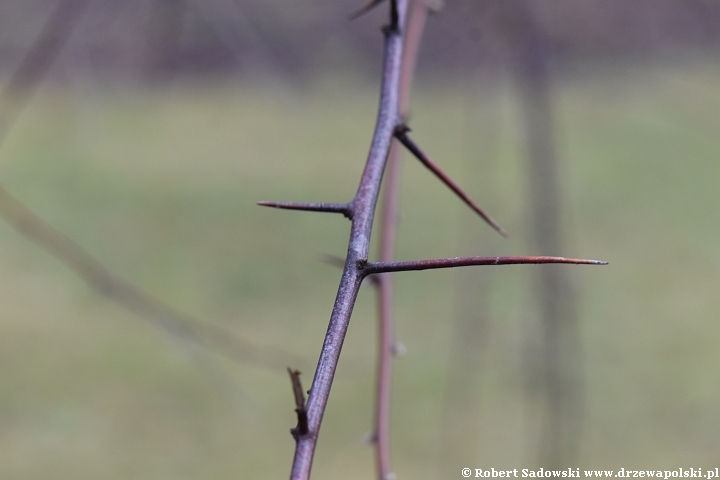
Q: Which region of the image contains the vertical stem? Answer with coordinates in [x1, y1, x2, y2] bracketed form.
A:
[374, 2, 428, 478]
[289, 2, 409, 479]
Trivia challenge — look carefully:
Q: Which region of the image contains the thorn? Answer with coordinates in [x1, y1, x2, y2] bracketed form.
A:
[363, 256, 608, 275]
[394, 127, 509, 238]
[348, 0, 386, 20]
[257, 201, 352, 219]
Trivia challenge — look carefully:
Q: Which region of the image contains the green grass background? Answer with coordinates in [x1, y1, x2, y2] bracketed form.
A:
[1, 55, 720, 478]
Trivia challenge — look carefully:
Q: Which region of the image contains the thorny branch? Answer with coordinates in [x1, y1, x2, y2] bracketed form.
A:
[273, 2, 410, 478]
[260, 1, 605, 478]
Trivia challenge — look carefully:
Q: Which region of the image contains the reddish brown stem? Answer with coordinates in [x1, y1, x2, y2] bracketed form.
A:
[363, 256, 607, 275]
[395, 126, 509, 237]
[373, 1, 428, 479]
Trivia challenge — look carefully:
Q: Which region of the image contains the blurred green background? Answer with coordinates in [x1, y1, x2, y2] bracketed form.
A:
[2, 1, 720, 478]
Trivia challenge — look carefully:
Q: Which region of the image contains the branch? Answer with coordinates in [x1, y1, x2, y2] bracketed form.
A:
[363, 255, 607, 275]
[288, 1, 409, 478]
[394, 125, 509, 237]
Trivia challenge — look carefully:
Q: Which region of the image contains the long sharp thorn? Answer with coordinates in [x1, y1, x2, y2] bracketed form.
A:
[363, 255, 608, 275]
[348, 0, 386, 20]
[257, 201, 351, 218]
[395, 126, 509, 238]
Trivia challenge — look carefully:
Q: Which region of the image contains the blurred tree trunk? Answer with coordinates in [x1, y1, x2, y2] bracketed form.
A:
[513, 2, 583, 469]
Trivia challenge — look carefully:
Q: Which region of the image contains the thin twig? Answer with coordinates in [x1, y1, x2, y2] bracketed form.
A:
[288, 368, 309, 438]
[395, 126, 509, 237]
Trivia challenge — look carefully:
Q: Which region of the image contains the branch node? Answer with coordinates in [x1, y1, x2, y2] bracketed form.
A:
[395, 123, 411, 135]
[288, 368, 309, 440]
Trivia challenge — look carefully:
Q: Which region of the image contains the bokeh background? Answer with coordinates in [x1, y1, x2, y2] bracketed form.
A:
[1, 0, 720, 478]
